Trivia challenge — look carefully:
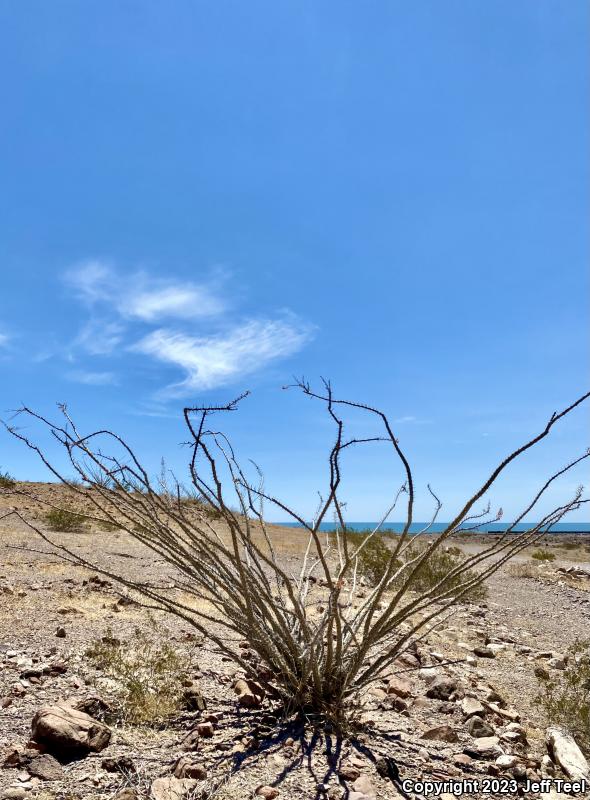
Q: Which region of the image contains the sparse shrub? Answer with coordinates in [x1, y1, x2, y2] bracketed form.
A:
[85, 626, 193, 725]
[445, 545, 463, 557]
[559, 541, 579, 551]
[531, 548, 556, 562]
[403, 542, 488, 602]
[535, 639, 590, 756]
[0, 469, 15, 489]
[508, 561, 540, 578]
[333, 529, 397, 586]
[45, 508, 87, 532]
[334, 532, 486, 598]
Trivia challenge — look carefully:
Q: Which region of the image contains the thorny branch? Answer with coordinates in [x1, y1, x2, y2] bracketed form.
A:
[1, 383, 588, 725]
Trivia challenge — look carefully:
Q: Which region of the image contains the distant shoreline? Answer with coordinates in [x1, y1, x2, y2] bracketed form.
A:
[279, 522, 590, 534]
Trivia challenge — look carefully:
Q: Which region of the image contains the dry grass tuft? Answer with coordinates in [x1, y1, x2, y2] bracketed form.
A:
[85, 624, 195, 726]
[508, 561, 541, 579]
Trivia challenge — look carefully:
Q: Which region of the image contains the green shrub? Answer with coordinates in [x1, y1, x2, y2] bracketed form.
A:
[535, 639, 590, 757]
[45, 508, 87, 532]
[0, 470, 15, 489]
[85, 626, 193, 725]
[531, 548, 556, 562]
[334, 529, 397, 586]
[332, 532, 486, 601]
[403, 542, 488, 602]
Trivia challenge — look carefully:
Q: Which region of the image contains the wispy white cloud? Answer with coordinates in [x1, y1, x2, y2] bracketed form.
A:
[63, 260, 314, 395]
[65, 260, 113, 304]
[393, 415, 433, 425]
[66, 370, 118, 386]
[0, 333, 9, 348]
[125, 285, 224, 321]
[75, 319, 125, 356]
[65, 261, 225, 322]
[132, 318, 313, 395]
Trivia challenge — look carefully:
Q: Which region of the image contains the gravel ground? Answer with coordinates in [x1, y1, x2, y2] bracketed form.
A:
[1, 485, 589, 800]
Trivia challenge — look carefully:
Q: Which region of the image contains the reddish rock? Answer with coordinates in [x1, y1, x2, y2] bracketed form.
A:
[256, 787, 279, 799]
[386, 675, 412, 699]
[31, 702, 111, 755]
[174, 756, 207, 780]
[421, 725, 458, 743]
[196, 722, 214, 738]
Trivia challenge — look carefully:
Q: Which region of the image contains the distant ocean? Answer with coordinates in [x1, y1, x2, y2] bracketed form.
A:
[281, 522, 590, 534]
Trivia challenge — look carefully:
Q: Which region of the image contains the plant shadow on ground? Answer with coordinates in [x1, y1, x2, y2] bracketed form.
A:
[192, 702, 410, 800]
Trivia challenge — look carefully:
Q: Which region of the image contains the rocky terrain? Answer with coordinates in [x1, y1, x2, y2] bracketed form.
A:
[1, 484, 589, 800]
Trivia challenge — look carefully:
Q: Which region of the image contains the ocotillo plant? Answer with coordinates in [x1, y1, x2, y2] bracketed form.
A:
[2, 381, 588, 729]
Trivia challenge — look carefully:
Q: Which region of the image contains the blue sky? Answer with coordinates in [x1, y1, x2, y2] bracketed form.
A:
[0, 1, 588, 522]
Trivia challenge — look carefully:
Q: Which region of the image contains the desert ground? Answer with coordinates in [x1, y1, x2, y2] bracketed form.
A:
[1, 483, 589, 800]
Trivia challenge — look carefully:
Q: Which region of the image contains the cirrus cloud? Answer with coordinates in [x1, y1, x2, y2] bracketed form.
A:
[132, 318, 314, 395]
[64, 260, 315, 395]
[65, 260, 225, 322]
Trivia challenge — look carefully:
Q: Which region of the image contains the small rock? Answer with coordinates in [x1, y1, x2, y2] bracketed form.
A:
[181, 686, 206, 712]
[426, 676, 461, 701]
[467, 716, 495, 738]
[503, 722, 527, 742]
[546, 726, 590, 781]
[547, 657, 566, 670]
[114, 791, 139, 800]
[233, 678, 264, 708]
[461, 697, 485, 718]
[55, 627, 66, 638]
[196, 721, 214, 738]
[27, 753, 63, 781]
[375, 756, 399, 782]
[466, 736, 503, 760]
[496, 755, 518, 770]
[473, 646, 495, 659]
[386, 675, 412, 698]
[1, 789, 26, 800]
[535, 665, 550, 680]
[150, 777, 198, 800]
[421, 725, 458, 743]
[339, 765, 361, 781]
[179, 729, 200, 751]
[31, 701, 111, 755]
[101, 756, 136, 773]
[174, 757, 207, 780]
[256, 787, 279, 799]
[352, 775, 376, 799]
